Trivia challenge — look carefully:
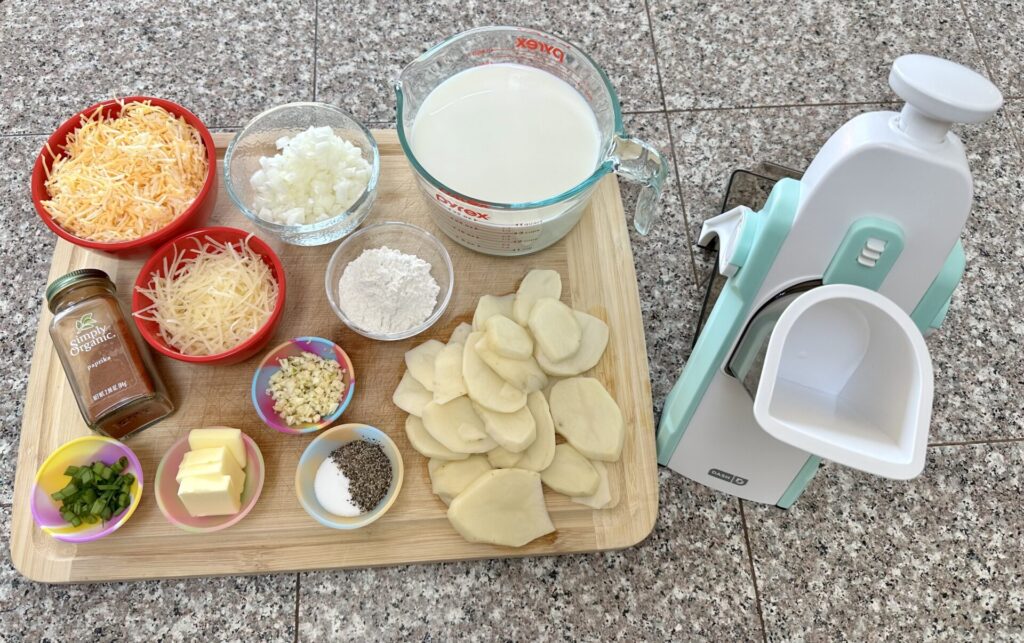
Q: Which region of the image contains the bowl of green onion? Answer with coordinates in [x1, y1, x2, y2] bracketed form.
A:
[31, 435, 143, 543]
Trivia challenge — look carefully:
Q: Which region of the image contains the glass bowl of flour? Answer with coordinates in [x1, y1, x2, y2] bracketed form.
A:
[325, 222, 453, 341]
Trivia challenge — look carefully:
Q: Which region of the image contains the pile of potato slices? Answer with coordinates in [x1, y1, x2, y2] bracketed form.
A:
[393, 269, 626, 548]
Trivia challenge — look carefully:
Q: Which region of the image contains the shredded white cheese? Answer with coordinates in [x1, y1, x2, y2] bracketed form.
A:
[133, 235, 278, 356]
[249, 126, 371, 226]
[42, 100, 208, 242]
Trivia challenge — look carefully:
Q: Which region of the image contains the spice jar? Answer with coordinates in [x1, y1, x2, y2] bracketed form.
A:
[47, 269, 173, 439]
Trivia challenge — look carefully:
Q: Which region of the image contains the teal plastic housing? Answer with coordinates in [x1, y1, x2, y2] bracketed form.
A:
[657, 179, 801, 466]
[658, 179, 966, 508]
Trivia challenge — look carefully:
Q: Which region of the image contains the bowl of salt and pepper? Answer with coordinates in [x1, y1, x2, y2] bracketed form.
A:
[295, 425, 404, 530]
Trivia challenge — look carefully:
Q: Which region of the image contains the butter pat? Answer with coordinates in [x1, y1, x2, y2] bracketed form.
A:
[178, 474, 242, 517]
[188, 427, 246, 469]
[177, 446, 244, 488]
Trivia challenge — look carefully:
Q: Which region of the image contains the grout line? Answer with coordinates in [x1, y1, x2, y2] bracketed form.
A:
[957, 0, 996, 80]
[312, 0, 319, 102]
[929, 436, 1024, 447]
[738, 499, 769, 643]
[637, 0, 669, 114]
[1003, 104, 1024, 158]
[956, 0, 1024, 154]
[23, 97, 1024, 140]
[664, 99, 902, 115]
[999, 100, 1024, 156]
[640, 0, 700, 287]
[293, 572, 301, 643]
[621, 107, 671, 115]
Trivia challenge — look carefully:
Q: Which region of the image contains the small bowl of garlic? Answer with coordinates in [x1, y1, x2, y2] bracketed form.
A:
[224, 102, 380, 246]
[251, 337, 356, 435]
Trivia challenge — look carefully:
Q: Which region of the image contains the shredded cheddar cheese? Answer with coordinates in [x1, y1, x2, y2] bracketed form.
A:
[42, 100, 208, 242]
[133, 235, 278, 356]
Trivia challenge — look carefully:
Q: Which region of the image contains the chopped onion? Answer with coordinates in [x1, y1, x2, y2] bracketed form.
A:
[249, 125, 371, 225]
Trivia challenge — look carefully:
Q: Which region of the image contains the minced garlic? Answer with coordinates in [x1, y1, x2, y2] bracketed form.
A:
[267, 351, 344, 426]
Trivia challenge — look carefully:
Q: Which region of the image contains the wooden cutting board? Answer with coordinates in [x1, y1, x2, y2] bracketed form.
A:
[10, 131, 658, 582]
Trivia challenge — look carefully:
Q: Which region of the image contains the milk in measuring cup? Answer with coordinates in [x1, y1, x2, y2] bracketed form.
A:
[409, 63, 602, 212]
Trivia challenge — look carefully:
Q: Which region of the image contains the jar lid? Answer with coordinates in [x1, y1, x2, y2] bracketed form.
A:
[45, 269, 114, 311]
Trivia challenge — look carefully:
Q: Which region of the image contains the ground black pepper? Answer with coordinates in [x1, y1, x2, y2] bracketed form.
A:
[331, 441, 392, 512]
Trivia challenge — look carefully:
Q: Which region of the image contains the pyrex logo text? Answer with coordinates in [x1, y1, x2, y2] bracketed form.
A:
[435, 193, 490, 220]
[515, 37, 565, 63]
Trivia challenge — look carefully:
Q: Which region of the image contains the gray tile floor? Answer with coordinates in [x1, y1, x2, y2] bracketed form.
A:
[2, 0, 1022, 640]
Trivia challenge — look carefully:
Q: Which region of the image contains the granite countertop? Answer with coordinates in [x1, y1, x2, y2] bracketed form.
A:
[2, 0, 1022, 640]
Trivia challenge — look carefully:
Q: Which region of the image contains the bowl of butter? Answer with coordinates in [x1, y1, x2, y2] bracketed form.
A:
[154, 427, 265, 533]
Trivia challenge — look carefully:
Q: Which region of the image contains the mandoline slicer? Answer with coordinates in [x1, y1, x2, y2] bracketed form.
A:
[656, 55, 1003, 507]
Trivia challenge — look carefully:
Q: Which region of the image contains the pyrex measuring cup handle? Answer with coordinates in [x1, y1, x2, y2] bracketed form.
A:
[611, 135, 670, 235]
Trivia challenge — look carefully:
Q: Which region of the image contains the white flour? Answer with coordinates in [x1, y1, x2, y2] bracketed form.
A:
[338, 246, 440, 334]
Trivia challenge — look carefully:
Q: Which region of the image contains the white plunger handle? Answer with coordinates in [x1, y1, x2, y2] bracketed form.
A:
[889, 54, 1003, 143]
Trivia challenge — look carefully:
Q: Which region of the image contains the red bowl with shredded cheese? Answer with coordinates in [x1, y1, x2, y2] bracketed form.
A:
[31, 96, 218, 257]
[131, 227, 287, 365]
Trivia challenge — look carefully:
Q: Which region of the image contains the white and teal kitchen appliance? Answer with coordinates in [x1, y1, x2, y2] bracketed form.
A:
[657, 55, 1003, 507]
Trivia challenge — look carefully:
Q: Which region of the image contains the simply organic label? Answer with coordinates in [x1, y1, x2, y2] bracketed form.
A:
[68, 312, 116, 356]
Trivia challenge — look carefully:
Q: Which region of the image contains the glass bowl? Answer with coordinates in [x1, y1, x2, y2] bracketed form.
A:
[224, 102, 380, 246]
[325, 222, 453, 341]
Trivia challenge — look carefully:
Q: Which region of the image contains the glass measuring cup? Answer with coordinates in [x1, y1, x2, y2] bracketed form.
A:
[395, 26, 669, 256]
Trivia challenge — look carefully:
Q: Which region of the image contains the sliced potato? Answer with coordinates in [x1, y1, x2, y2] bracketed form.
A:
[540, 444, 600, 496]
[393, 370, 432, 417]
[463, 331, 527, 413]
[571, 460, 615, 509]
[512, 269, 561, 325]
[405, 339, 445, 391]
[448, 322, 473, 346]
[528, 298, 582, 362]
[421, 397, 496, 454]
[475, 337, 547, 393]
[433, 342, 467, 404]
[535, 311, 609, 377]
[486, 446, 523, 468]
[456, 419, 489, 442]
[405, 415, 468, 461]
[429, 455, 492, 501]
[542, 376, 564, 400]
[473, 403, 536, 453]
[447, 469, 555, 547]
[472, 294, 515, 331]
[549, 377, 625, 461]
[483, 315, 533, 360]
[515, 392, 556, 472]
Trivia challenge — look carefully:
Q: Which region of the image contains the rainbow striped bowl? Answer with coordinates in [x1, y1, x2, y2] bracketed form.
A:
[30, 436, 143, 543]
[251, 337, 356, 435]
[295, 424, 404, 530]
[154, 431, 265, 533]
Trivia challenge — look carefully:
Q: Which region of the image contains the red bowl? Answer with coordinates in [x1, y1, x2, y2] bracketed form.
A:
[31, 96, 218, 257]
[132, 227, 287, 365]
